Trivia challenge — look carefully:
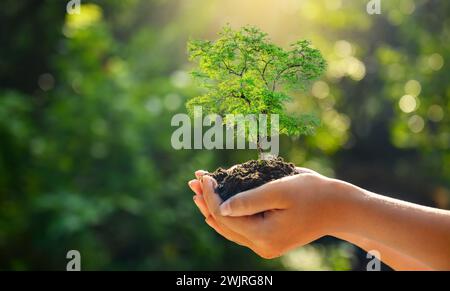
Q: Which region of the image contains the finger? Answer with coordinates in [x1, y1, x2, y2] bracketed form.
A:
[193, 194, 210, 218]
[189, 178, 213, 218]
[205, 215, 252, 247]
[295, 167, 319, 175]
[202, 175, 262, 237]
[195, 170, 208, 180]
[219, 178, 289, 217]
[195, 180, 253, 247]
[189, 179, 211, 218]
[201, 175, 222, 217]
[188, 179, 202, 196]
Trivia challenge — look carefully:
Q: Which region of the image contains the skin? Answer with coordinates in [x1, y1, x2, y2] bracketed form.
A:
[188, 168, 450, 271]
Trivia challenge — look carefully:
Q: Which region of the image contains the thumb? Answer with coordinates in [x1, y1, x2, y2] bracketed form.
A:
[219, 181, 287, 217]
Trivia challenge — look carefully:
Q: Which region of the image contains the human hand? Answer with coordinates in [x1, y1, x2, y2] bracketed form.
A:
[188, 167, 344, 259]
[188, 166, 450, 270]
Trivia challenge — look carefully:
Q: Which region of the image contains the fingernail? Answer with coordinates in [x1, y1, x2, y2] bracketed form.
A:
[203, 175, 217, 188]
[193, 195, 197, 201]
[202, 175, 211, 186]
[220, 202, 232, 216]
[188, 180, 196, 190]
[195, 170, 208, 179]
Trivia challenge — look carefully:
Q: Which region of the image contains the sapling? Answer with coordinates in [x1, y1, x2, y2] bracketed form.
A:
[187, 25, 326, 200]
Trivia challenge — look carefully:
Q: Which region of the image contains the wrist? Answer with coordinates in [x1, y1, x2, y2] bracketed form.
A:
[321, 178, 367, 236]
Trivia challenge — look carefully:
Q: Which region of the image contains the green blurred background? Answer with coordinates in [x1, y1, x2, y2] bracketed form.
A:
[0, 0, 448, 270]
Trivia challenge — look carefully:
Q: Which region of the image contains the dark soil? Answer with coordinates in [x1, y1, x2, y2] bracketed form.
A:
[209, 157, 300, 201]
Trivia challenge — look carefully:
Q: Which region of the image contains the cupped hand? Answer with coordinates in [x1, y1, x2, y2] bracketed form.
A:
[188, 167, 342, 259]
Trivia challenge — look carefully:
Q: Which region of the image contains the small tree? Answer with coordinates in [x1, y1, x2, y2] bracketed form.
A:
[187, 25, 326, 158]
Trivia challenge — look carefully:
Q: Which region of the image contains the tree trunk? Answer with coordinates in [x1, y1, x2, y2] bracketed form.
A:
[257, 136, 263, 160]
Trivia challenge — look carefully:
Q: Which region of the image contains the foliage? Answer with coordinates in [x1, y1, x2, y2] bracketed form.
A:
[187, 25, 326, 154]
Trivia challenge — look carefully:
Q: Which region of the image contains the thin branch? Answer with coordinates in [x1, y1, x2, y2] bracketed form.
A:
[260, 57, 273, 90]
[272, 64, 302, 91]
[231, 91, 251, 106]
[231, 37, 249, 77]
[239, 49, 248, 76]
[271, 48, 306, 91]
[222, 60, 241, 76]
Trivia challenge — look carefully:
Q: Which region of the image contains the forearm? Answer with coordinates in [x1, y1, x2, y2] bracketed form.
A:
[329, 180, 450, 270]
[332, 232, 433, 270]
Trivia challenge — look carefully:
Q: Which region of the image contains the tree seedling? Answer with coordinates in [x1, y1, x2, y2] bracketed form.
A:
[187, 25, 326, 200]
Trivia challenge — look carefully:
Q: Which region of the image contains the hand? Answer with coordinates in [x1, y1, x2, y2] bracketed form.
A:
[188, 168, 343, 259]
[188, 166, 450, 270]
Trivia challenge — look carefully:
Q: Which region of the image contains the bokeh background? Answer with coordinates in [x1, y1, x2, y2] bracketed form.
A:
[0, 0, 448, 270]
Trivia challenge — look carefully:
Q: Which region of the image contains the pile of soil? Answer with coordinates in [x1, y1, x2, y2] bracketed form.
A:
[209, 157, 300, 201]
